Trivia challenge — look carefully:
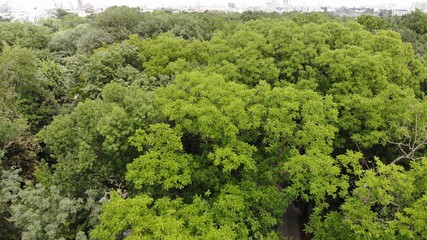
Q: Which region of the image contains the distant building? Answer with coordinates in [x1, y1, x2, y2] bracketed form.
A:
[81, 4, 94, 13]
[0, 3, 11, 13]
[68, 9, 89, 16]
[1, 0, 414, 23]
[333, 7, 375, 17]
[392, 8, 409, 16]
[0, 2, 11, 20]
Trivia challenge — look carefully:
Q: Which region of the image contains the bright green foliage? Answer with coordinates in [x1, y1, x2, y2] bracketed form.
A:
[315, 48, 419, 147]
[312, 158, 427, 239]
[306, 27, 427, 149]
[94, 70, 339, 238]
[315, 46, 389, 95]
[261, 85, 338, 156]
[3, 10, 427, 240]
[266, 20, 326, 84]
[361, 31, 424, 89]
[127, 124, 192, 191]
[91, 192, 242, 239]
[207, 29, 279, 85]
[92, 184, 282, 239]
[157, 71, 261, 173]
[398, 194, 427, 238]
[137, 33, 192, 77]
[284, 153, 347, 205]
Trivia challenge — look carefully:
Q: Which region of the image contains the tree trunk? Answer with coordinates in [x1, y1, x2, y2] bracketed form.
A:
[279, 202, 301, 240]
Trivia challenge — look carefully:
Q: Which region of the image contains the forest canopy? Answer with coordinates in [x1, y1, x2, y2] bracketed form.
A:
[2, 7, 427, 240]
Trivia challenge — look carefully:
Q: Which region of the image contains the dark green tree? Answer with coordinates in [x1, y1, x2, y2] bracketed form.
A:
[94, 6, 143, 41]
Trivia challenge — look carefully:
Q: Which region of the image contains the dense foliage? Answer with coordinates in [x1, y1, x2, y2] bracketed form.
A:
[2, 7, 427, 239]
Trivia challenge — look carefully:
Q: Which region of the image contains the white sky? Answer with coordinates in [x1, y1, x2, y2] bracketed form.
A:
[84, 0, 412, 8]
[6, 0, 413, 10]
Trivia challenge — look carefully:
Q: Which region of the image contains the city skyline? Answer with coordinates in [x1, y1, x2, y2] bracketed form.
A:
[2, 0, 414, 10]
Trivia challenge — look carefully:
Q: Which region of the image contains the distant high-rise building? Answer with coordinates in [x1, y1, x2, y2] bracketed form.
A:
[0, 3, 11, 13]
[78, 0, 82, 9]
[392, 8, 409, 16]
[283, 0, 289, 6]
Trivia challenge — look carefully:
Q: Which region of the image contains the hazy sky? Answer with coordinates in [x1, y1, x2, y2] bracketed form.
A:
[8, 0, 413, 10]
[86, 0, 411, 8]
